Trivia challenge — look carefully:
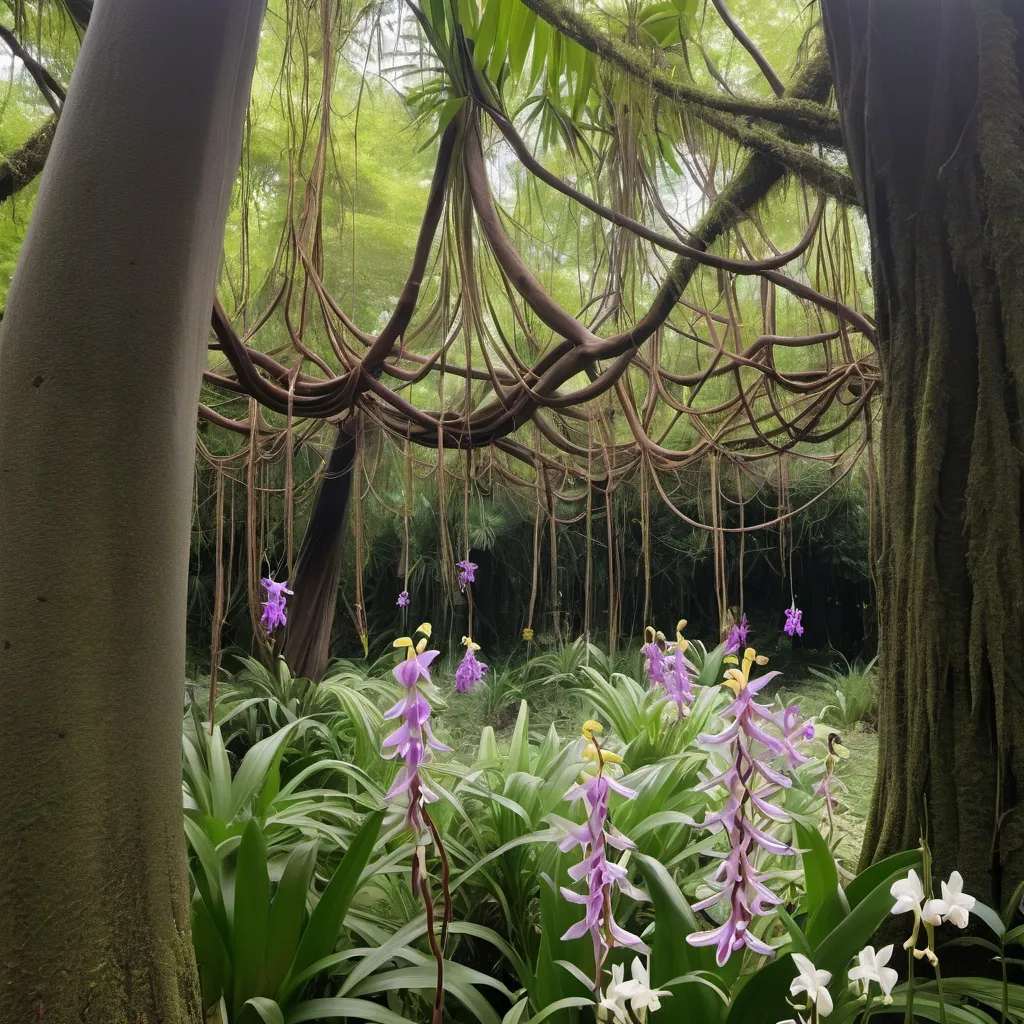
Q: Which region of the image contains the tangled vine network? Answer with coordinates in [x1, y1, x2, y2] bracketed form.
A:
[2, 0, 878, 645]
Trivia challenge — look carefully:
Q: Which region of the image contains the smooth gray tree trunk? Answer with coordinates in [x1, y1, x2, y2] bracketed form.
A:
[0, 1, 265, 1020]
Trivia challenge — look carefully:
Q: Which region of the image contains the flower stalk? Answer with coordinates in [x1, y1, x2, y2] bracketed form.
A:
[380, 623, 452, 1024]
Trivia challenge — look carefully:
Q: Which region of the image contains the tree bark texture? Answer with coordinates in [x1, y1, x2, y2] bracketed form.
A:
[823, 0, 1024, 903]
[0, 0, 265, 1020]
[280, 417, 361, 679]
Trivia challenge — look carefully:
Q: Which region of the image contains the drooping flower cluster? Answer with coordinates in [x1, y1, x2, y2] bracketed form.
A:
[784, 602, 804, 637]
[396, 590, 410, 608]
[381, 624, 451, 837]
[260, 577, 293, 634]
[554, 721, 648, 965]
[664, 620, 696, 718]
[687, 648, 810, 965]
[455, 636, 488, 693]
[724, 613, 750, 655]
[641, 626, 667, 688]
[456, 559, 477, 592]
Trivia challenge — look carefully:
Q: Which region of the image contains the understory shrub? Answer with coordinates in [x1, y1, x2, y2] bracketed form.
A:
[183, 631, 1023, 1024]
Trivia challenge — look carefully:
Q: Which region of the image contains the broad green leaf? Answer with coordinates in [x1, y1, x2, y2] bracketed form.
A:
[529, 18, 550, 90]
[536, 859, 590, 1021]
[287, 998, 417, 1023]
[845, 849, 920, 908]
[524, 998, 595, 1023]
[210, 726, 233, 822]
[508, 700, 531, 776]
[265, 839, 318, 998]
[813, 866, 912, 980]
[972, 900, 1006, 938]
[238, 997, 284, 1024]
[229, 721, 301, 821]
[637, 854, 723, 1024]
[795, 823, 845, 947]
[192, 891, 232, 1011]
[233, 820, 272, 1016]
[437, 96, 466, 135]
[478, 725, 500, 763]
[503, 999, 530, 1024]
[349, 963, 508, 1024]
[508, 2, 535, 80]
[286, 808, 385, 991]
[473, 0, 503, 70]
[724, 952, 794, 1024]
[775, 904, 812, 958]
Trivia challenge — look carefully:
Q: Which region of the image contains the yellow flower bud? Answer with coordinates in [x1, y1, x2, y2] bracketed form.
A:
[417, 622, 432, 638]
[393, 636, 413, 649]
[582, 719, 603, 741]
[583, 743, 623, 765]
[522, 627, 534, 641]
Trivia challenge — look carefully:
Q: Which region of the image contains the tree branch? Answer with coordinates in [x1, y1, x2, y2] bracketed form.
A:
[514, 0, 843, 147]
[710, 0, 786, 97]
[0, 116, 56, 204]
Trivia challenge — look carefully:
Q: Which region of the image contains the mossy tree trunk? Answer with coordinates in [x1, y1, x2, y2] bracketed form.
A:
[823, 0, 1024, 903]
[0, 0, 264, 1020]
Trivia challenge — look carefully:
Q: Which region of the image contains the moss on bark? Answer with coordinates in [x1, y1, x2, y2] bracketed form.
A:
[823, 0, 1024, 903]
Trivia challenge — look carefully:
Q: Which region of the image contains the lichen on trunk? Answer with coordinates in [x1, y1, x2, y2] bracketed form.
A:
[823, 0, 1024, 904]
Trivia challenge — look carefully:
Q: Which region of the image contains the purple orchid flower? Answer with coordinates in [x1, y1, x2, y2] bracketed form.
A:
[455, 637, 488, 693]
[723, 613, 749, 655]
[665, 620, 696, 718]
[396, 590, 410, 608]
[784, 602, 804, 637]
[552, 722, 648, 966]
[456, 559, 477, 592]
[641, 626, 667, 688]
[260, 577, 293, 634]
[687, 648, 810, 966]
[382, 626, 451, 838]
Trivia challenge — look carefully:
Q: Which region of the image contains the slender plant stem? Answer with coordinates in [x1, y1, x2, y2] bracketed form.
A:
[905, 947, 916, 1024]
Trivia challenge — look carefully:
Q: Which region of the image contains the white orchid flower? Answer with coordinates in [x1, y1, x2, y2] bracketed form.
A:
[615, 957, 672, 1017]
[848, 944, 898, 1004]
[790, 953, 834, 1017]
[598, 963, 629, 1023]
[890, 870, 926, 916]
[923, 871, 975, 929]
